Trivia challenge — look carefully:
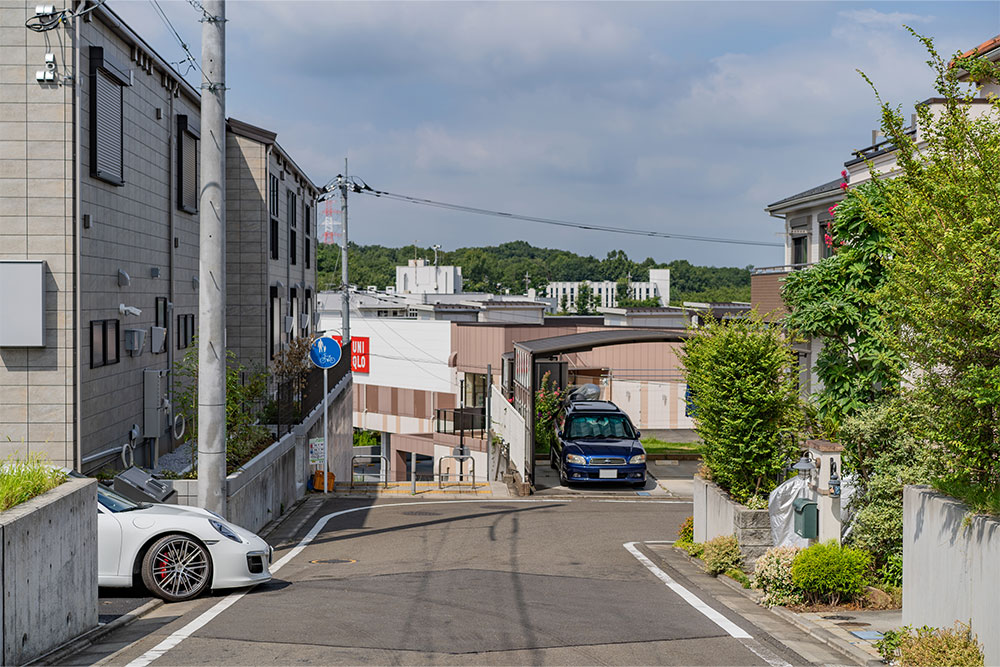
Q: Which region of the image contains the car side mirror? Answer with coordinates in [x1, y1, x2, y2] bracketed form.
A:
[635, 430, 641, 440]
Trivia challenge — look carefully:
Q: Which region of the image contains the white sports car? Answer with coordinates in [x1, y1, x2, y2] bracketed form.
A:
[97, 484, 273, 602]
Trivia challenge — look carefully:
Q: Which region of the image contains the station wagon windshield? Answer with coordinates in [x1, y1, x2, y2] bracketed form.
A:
[567, 415, 636, 440]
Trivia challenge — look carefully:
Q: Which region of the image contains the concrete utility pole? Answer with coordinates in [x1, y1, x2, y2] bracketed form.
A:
[340, 158, 350, 351]
[197, 0, 227, 516]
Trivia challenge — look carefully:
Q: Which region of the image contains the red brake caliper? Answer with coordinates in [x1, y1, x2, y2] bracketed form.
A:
[158, 552, 170, 580]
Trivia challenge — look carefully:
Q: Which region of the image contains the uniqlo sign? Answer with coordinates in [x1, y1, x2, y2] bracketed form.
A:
[332, 336, 370, 373]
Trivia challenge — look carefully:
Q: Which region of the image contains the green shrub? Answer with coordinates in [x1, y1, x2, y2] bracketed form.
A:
[677, 516, 694, 543]
[790, 541, 870, 605]
[877, 623, 984, 667]
[878, 553, 903, 589]
[681, 312, 801, 505]
[679, 541, 704, 559]
[702, 535, 743, 576]
[0, 454, 66, 512]
[725, 568, 751, 588]
[753, 546, 804, 607]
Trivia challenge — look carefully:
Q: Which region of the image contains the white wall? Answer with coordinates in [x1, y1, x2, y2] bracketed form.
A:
[396, 263, 462, 294]
[491, 385, 527, 480]
[319, 316, 454, 394]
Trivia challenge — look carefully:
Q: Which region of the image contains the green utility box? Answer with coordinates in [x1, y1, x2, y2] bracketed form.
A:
[793, 497, 818, 539]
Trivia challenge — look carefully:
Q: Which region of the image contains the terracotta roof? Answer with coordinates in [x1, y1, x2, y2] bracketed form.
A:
[955, 35, 1000, 63]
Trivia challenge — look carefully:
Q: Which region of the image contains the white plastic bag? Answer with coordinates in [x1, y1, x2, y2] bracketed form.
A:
[768, 475, 810, 548]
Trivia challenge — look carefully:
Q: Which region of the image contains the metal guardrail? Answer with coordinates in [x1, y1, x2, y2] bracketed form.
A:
[350, 454, 389, 490]
[437, 455, 476, 489]
[750, 263, 814, 276]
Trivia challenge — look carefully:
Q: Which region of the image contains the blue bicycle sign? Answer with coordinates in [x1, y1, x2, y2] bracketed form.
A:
[309, 336, 343, 369]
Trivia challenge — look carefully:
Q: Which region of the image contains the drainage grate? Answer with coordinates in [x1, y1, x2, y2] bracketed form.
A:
[822, 614, 854, 621]
[400, 511, 443, 516]
[309, 558, 357, 564]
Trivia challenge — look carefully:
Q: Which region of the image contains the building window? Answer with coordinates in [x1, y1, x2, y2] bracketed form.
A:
[177, 313, 195, 349]
[176, 115, 200, 213]
[155, 297, 167, 328]
[305, 238, 311, 269]
[270, 218, 279, 260]
[792, 235, 808, 266]
[302, 289, 311, 336]
[464, 372, 488, 408]
[269, 174, 279, 218]
[287, 191, 297, 228]
[89, 47, 130, 186]
[90, 319, 119, 368]
[269, 286, 280, 358]
[304, 205, 311, 236]
[289, 288, 298, 341]
[290, 229, 297, 265]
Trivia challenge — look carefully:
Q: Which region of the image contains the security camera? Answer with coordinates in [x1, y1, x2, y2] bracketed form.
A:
[119, 304, 141, 317]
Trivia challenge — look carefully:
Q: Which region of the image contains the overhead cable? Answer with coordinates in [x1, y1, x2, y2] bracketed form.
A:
[351, 180, 782, 248]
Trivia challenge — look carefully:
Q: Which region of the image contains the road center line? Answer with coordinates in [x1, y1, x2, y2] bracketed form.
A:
[623, 542, 791, 667]
[125, 499, 568, 667]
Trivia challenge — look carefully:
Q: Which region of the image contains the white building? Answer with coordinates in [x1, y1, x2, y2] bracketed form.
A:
[396, 259, 463, 294]
[547, 269, 671, 310]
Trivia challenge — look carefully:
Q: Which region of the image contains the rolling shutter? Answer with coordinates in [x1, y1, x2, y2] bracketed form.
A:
[182, 130, 198, 210]
[93, 69, 123, 183]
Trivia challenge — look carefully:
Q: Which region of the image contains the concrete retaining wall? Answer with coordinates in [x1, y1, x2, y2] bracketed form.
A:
[0, 477, 98, 665]
[693, 475, 772, 569]
[167, 374, 352, 533]
[903, 485, 1000, 665]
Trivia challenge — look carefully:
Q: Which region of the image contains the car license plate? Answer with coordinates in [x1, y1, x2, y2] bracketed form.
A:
[599, 469, 617, 479]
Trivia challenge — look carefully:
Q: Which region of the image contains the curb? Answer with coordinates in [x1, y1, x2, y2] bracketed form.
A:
[685, 550, 884, 667]
[29, 598, 165, 666]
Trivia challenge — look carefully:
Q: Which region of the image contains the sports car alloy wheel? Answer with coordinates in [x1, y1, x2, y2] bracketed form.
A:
[141, 534, 212, 602]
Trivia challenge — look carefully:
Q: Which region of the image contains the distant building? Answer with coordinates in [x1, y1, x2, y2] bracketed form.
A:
[546, 269, 670, 310]
[396, 259, 462, 294]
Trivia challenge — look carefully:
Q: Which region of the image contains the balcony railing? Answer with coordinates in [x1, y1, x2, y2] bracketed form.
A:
[750, 263, 814, 276]
[435, 407, 486, 440]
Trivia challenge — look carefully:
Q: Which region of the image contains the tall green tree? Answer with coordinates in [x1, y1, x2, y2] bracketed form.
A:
[781, 181, 903, 429]
[575, 282, 594, 315]
[681, 312, 801, 504]
[866, 32, 1000, 492]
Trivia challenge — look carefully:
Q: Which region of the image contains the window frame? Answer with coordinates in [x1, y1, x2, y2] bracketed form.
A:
[176, 115, 200, 214]
[176, 313, 195, 350]
[269, 173, 279, 218]
[290, 228, 297, 265]
[89, 319, 120, 369]
[270, 218, 279, 261]
[89, 46, 130, 187]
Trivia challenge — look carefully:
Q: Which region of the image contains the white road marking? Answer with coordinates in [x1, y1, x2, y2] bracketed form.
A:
[124, 499, 568, 667]
[598, 499, 692, 504]
[623, 542, 792, 667]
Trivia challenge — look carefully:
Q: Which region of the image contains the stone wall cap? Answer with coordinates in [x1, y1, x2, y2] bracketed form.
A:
[805, 439, 844, 452]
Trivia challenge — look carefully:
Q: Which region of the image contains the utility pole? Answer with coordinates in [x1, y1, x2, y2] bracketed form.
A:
[197, 0, 227, 516]
[340, 158, 350, 351]
[524, 272, 530, 295]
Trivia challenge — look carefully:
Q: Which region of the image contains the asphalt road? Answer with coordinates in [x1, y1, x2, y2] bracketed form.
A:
[73, 497, 827, 666]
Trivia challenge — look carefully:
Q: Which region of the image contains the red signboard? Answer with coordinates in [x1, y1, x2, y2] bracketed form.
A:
[332, 336, 370, 373]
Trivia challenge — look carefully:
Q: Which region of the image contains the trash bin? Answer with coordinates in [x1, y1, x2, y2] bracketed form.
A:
[792, 497, 818, 539]
[312, 470, 335, 491]
[113, 466, 177, 504]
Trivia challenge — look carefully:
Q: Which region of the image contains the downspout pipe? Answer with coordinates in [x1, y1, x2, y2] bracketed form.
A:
[73, 4, 83, 472]
[167, 87, 176, 463]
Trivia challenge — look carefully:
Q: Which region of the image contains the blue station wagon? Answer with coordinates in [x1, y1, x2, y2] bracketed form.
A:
[551, 399, 646, 487]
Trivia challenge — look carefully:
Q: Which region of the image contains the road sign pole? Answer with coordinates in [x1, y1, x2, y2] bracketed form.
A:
[323, 367, 329, 494]
[411, 450, 416, 495]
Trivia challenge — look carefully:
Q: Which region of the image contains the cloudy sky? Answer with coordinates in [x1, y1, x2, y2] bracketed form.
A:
[111, 0, 999, 268]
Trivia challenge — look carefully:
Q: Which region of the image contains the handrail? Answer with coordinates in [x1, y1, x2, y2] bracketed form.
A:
[350, 454, 389, 490]
[437, 454, 476, 489]
[750, 263, 814, 276]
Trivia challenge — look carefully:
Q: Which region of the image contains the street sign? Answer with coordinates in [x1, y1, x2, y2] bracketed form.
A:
[332, 335, 370, 373]
[309, 336, 342, 369]
[309, 438, 325, 465]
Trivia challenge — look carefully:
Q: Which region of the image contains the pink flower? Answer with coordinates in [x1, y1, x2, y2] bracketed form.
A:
[840, 169, 847, 178]
[840, 181, 849, 191]
[824, 233, 833, 248]
[828, 205, 838, 216]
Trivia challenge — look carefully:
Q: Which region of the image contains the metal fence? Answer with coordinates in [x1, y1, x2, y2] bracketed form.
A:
[435, 407, 486, 439]
[266, 343, 350, 437]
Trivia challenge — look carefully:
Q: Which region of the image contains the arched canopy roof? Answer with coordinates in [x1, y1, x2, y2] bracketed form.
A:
[513, 328, 688, 357]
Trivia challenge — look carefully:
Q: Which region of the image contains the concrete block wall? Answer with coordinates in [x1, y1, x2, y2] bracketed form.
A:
[693, 475, 773, 570]
[0, 476, 97, 665]
[903, 485, 1000, 665]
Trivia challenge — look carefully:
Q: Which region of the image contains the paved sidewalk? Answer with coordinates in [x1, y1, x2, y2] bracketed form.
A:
[646, 543, 893, 667]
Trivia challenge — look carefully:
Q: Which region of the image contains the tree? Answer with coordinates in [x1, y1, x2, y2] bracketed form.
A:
[559, 293, 569, 314]
[862, 33, 1000, 494]
[781, 180, 903, 429]
[575, 282, 593, 315]
[615, 277, 629, 306]
[681, 312, 801, 504]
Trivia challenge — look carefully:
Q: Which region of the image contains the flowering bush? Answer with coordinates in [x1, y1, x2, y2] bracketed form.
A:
[702, 535, 743, 576]
[534, 371, 563, 454]
[753, 546, 803, 607]
[677, 515, 694, 543]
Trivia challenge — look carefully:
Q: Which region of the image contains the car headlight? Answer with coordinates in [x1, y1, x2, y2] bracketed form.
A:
[209, 519, 243, 543]
[629, 454, 646, 464]
[566, 453, 587, 465]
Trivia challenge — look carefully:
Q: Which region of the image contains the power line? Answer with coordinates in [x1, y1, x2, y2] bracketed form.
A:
[351, 181, 782, 248]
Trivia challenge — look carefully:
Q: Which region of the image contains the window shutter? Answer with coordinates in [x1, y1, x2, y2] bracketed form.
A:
[182, 131, 198, 210]
[93, 70, 123, 183]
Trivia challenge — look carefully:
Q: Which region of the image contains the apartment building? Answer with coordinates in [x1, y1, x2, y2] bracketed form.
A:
[546, 268, 671, 310]
[0, 2, 316, 472]
[225, 118, 318, 369]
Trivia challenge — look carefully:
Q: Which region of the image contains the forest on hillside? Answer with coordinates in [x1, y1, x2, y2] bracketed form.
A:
[316, 241, 751, 305]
